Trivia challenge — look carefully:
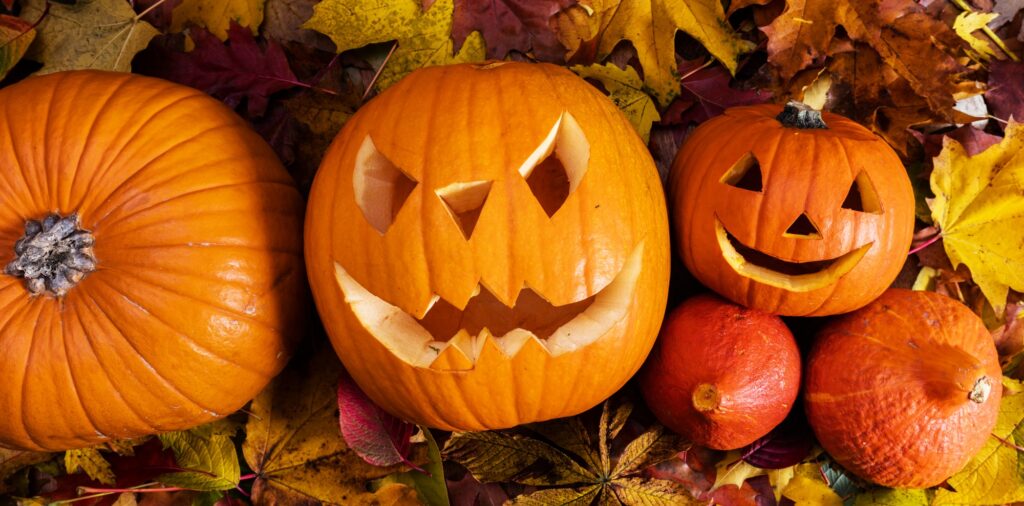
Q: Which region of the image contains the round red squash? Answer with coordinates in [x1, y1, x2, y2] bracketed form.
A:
[305, 62, 671, 431]
[0, 71, 306, 451]
[641, 294, 801, 449]
[805, 289, 1001, 488]
[669, 102, 915, 316]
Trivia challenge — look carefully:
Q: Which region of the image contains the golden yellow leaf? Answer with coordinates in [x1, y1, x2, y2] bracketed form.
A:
[594, 0, 754, 106]
[304, 0, 485, 91]
[954, 11, 1000, 62]
[20, 0, 159, 74]
[553, 0, 620, 59]
[782, 475, 843, 506]
[929, 121, 1024, 310]
[64, 448, 115, 486]
[572, 63, 660, 142]
[711, 452, 765, 491]
[170, 0, 265, 40]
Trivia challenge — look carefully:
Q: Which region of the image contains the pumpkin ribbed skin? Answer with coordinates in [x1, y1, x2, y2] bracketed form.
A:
[670, 105, 915, 316]
[306, 62, 670, 430]
[0, 71, 306, 451]
[806, 289, 1001, 488]
[640, 294, 800, 450]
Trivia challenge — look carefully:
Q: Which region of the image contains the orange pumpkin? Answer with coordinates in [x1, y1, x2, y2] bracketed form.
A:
[805, 289, 1000, 488]
[669, 102, 915, 316]
[640, 294, 801, 450]
[0, 71, 306, 451]
[305, 62, 670, 430]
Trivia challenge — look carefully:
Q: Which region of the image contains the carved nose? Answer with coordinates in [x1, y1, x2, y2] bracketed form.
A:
[436, 180, 493, 239]
[784, 213, 821, 239]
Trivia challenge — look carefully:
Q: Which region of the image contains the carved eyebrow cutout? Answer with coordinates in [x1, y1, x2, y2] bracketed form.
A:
[842, 171, 882, 214]
[517, 112, 590, 217]
[720, 152, 763, 192]
[353, 135, 418, 234]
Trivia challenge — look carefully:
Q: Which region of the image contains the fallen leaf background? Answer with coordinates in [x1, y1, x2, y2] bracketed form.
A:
[0, 0, 1022, 504]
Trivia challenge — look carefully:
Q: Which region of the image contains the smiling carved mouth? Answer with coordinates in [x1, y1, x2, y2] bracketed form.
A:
[715, 218, 871, 292]
[334, 243, 644, 369]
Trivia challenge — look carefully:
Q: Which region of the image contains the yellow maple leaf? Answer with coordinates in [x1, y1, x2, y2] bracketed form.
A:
[929, 121, 1024, 310]
[65, 448, 115, 485]
[304, 0, 485, 91]
[782, 475, 843, 506]
[954, 11, 1000, 62]
[593, 0, 754, 107]
[170, 0, 265, 40]
[572, 63, 660, 142]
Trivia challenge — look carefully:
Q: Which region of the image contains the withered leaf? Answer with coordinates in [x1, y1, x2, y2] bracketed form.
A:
[611, 427, 689, 479]
[452, 0, 574, 60]
[443, 431, 596, 486]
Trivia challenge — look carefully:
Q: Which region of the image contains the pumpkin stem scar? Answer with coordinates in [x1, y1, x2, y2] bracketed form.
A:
[5, 213, 97, 297]
[692, 383, 721, 412]
[969, 376, 992, 404]
[776, 101, 828, 129]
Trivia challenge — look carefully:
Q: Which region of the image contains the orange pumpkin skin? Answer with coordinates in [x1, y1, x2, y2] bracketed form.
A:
[0, 71, 306, 451]
[669, 104, 915, 316]
[805, 289, 1001, 488]
[305, 62, 671, 431]
[640, 294, 800, 450]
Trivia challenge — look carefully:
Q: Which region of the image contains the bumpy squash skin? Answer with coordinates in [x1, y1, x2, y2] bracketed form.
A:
[0, 71, 307, 451]
[805, 289, 1001, 488]
[670, 105, 915, 316]
[640, 294, 801, 449]
[305, 62, 671, 431]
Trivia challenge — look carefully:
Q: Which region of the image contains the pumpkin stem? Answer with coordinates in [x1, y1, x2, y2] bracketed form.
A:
[969, 376, 992, 404]
[692, 383, 721, 412]
[776, 101, 827, 129]
[5, 213, 96, 297]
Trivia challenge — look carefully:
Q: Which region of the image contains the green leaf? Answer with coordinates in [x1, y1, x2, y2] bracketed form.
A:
[572, 63, 661, 142]
[611, 427, 688, 479]
[0, 15, 35, 81]
[510, 485, 602, 505]
[157, 431, 240, 492]
[20, 0, 159, 74]
[64, 448, 115, 485]
[371, 428, 449, 506]
[443, 430, 597, 486]
[304, 0, 485, 91]
[933, 385, 1024, 504]
[820, 459, 863, 499]
[853, 488, 930, 505]
[608, 477, 699, 505]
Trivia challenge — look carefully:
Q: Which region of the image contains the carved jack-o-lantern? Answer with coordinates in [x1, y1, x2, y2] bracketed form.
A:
[670, 103, 915, 316]
[305, 62, 670, 430]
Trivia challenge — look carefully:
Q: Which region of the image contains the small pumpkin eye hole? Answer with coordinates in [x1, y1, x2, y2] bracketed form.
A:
[436, 180, 493, 240]
[519, 112, 590, 217]
[720, 153, 763, 192]
[353, 135, 418, 234]
[842, 172, 882, 214]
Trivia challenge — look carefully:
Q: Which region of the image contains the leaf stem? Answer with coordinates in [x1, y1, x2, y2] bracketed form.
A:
[78, 486, 186, 494]
[950, 0, 1020, 62]
[363, 40, 399, 101]
[908, 232, 942, 255]
[135, 0, 169, 21]
[0, 0, 48, 51]
[992, 432, 1024, 453]
[678, 59, 714, 82]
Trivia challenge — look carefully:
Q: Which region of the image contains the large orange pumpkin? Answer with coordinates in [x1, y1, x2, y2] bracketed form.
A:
[670, 103, 915, 316]
[305, 62, 671, 430]
[0, 71, 306, 451]
[805, 289, 1001, 488]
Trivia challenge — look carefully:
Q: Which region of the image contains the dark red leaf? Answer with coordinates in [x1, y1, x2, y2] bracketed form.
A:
[135, 23, 300, 117]
[451, 0, 574, 61]
[911, 125, 1003, 161]
[1, 0, 13, 11]
[40, 439, 179, 506]
[986, 60, 1024, 122]
[740, 416, 814, 470]
[447, 472, 509, 506]
[662, 59, 772, 127]
[133, 0, 183, 32]
[338, 371, 417, 468]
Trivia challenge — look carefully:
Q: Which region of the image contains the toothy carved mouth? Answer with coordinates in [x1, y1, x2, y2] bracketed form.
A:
[334, 243, 643, 368]
[715, 218, 871, 292]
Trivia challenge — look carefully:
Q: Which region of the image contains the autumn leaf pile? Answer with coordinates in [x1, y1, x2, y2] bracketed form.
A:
[1, 0, 1024, 504]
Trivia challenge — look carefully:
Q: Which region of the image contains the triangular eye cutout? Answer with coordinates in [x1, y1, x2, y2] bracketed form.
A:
[842, 171, 883, 214]
[354, 135, 418, 234]
[720, 152, 763, 192]
[784, 213, 821, 239]
[436, 180, 493, 239]
[518, 112, 590, 217]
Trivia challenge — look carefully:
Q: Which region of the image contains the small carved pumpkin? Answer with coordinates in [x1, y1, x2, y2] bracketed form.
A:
[305, 62, 671, 430]
[805, 289, 1001, 488]
[669, 103, 915, 316]
[0, 71, 306, 451]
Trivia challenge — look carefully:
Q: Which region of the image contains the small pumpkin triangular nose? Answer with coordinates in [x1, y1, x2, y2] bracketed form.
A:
[436, 180, 493, 240]
[785, 213, 820, 238]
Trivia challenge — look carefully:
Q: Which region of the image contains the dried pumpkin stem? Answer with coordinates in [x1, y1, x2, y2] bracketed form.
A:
[776, 101, 827, 129]
[4, 213, 97, 297]
[969, 376, 992, 404]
